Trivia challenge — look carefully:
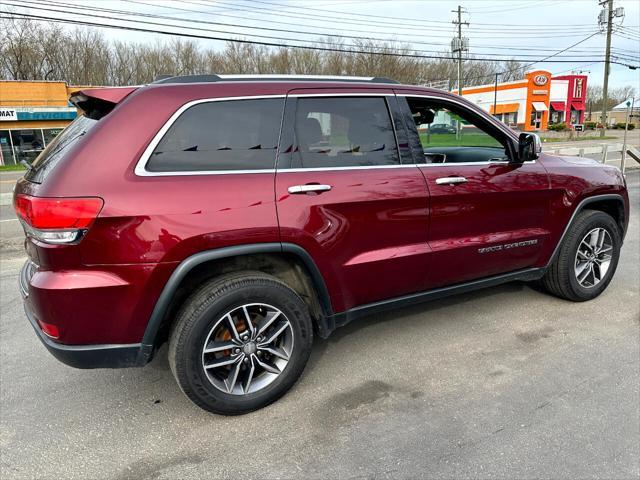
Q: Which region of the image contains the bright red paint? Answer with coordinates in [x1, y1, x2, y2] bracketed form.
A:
[553, 74, 588, 127]
[13, 79, 629, 352]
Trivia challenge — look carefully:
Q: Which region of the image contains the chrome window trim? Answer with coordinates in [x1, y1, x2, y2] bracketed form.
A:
[279, 164, 420, 173]
[134, 95, 286, 177]
[419, 160, 512, 167]
[290, 93, 394, 98]
[134, 91, 528, 177]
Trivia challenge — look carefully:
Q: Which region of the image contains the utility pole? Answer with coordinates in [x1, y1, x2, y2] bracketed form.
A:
[451, 6, 469, 95]
[598, 0, 624, 136]
[493, 72, 499, 119]
[600, 0, 614, 137]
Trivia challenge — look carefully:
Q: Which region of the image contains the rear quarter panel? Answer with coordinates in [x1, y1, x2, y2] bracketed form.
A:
[32, 83, 287, 266]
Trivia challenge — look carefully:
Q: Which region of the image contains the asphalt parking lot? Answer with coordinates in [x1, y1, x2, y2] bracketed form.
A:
[0, 171, 638, 480]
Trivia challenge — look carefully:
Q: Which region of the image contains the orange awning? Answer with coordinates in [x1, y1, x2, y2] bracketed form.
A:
[489, 103, 519, 114]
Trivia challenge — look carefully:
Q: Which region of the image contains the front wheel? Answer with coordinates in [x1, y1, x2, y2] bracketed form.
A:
[168, 272, 314, 415]
[541, 210, 621, 301]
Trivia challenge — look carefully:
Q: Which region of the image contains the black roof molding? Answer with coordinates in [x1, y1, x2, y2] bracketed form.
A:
[153, 74, 222, 84]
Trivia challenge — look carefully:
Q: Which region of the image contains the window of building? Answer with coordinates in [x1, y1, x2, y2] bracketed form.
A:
[503, 112, 517, 126]
[493, 112, 517, 126]
[570, 109, 580, 125]
[43, 128, 64, 146]
[550, 110, 564, 124]
[9, 129, 45, 164]
[147, 98, 284, 172]
[0, 127, 67, 166]
[291, 97, 399, 169]
[0, 131, 14, 165]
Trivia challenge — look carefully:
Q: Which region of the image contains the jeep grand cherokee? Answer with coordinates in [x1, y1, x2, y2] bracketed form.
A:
[14, 74, 629, 414]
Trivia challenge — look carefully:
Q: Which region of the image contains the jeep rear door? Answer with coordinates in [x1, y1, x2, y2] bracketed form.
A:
[397, 92, 551, 288]
[275, 89, 431, 313]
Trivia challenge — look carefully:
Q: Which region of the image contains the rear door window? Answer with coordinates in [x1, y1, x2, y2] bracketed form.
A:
[289, 96, 399, 169]
[146, 98, 284, 172]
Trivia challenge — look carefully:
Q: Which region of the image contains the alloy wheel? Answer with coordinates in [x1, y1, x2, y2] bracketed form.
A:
[574, 227, 613, 288]
[201, 303, 294, 395]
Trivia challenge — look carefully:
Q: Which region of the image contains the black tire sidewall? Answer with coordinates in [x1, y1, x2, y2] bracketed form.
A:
[565, 212, 621, 300]
[173, 275, 313, 414]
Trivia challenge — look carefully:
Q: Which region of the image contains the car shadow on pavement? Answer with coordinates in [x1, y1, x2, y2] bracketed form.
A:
[305, 280, 534, 375]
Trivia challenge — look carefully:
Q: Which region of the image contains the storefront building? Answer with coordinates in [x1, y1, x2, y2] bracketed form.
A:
[549, 74, 587, 127]
[457, 71, 588, 132]
[0, 80, 87, 165]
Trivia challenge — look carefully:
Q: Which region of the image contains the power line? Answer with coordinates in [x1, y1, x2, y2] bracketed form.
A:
[9, 0, 610, 56]
[5, 10, 635, 67]
[5, 1, 618, 60]
[214, 0, 601, 32]
[189, 0, 602, 29]
[123, 0, 611, 38]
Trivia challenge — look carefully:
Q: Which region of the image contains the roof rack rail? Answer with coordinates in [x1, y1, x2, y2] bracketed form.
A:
[152, 74, 399, 84]
[153, 74, 222, 84]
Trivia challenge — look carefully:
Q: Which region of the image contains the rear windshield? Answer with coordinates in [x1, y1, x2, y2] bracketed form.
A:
[25, 115, 98, 184]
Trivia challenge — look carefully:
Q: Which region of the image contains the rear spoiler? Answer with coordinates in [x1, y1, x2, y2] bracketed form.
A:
[69, 87, 138, 119]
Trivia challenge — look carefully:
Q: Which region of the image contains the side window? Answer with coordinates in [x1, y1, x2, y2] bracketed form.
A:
[147, 98, 283, 172]
[292, 96, 399, 168]
[405, 97, 508, 164]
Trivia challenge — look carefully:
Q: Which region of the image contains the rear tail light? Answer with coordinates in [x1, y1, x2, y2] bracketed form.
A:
[14, 194, 104, 244]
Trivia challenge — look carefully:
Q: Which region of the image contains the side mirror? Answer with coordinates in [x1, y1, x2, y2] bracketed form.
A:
[517, 132, 542, 163]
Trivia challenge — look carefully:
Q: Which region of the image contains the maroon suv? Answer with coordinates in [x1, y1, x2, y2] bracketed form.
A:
[14, 75, 629, 414]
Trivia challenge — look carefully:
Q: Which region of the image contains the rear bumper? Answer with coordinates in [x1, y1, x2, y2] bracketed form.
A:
[20, 260, 144, 369]
[24, 302, 141, 368]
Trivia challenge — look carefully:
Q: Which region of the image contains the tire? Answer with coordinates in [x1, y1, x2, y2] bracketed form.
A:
[541, 209, 621, 302]
[168, 271, 313, 415]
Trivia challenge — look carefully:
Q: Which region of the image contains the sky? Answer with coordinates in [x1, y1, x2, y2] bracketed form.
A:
[3, 0, 640, 90]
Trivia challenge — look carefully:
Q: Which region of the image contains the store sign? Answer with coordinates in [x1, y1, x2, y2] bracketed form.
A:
[533, 75, 549, 86]
[0, 109, 18, 121]
[17, 111, 76, 121]
[574, 78, 584, 98]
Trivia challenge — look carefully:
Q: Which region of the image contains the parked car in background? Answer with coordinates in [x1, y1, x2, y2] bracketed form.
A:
[426, 123, 457, 134]
[14, 75, 629, 415]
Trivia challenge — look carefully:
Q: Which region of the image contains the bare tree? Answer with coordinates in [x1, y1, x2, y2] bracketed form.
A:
[8, 15, 632, 101]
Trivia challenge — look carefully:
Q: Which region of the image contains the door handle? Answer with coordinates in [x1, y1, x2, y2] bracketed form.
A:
[288, 184, 332, 194]
[435, 176, 467, 185]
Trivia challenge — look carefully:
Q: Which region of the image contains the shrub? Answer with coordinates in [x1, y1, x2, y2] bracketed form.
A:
[628, 124, 636, 130]
[584, 121, 597, 130]
[547, 123, 567, 131]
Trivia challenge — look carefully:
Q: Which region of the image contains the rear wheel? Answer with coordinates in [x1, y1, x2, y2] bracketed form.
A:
[169, 271, 313, 414]
[541, 210, 621, 301]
